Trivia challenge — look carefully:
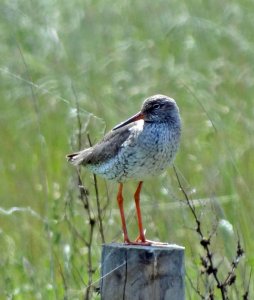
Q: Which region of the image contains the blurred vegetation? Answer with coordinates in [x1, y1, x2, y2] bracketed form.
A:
[0, 0, 253, 299]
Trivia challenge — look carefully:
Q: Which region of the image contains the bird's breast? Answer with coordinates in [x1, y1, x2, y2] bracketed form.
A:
[117, 122, 181, 180]
[86, 121, 181, 182]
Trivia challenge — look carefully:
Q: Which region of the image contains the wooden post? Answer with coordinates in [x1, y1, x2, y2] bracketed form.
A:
[100, 243, 185, 300]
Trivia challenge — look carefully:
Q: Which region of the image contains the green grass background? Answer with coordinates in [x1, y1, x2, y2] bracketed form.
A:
[0, 0, 253, 299]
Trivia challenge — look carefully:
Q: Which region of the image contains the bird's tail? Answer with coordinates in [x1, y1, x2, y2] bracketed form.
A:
[66, 149, 90, 166]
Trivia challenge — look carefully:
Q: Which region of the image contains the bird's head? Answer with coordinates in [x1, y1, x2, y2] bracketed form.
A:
[141, 94, 179, 123]
[113, 94, 180, 130]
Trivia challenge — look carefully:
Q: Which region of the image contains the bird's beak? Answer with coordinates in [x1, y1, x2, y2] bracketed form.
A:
[112, 111, 144, 130]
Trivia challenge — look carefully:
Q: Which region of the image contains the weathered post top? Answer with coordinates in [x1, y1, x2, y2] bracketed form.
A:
[100, 243, 185, 300]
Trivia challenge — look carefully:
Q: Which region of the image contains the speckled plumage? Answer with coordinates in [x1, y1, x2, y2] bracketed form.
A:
[67, 94, 181, 182]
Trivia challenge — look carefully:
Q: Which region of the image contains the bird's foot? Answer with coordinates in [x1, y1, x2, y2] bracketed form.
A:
[122, 235, 151, 246]
[123, 233, 169, 246]
[124, 240, 152, 246]
[135, 235, 169, 246]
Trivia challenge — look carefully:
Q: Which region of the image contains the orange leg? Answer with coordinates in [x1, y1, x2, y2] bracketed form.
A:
[134, 181, 147, 243]
[133, 182, 169, 246]
[117, 183, 130, 243]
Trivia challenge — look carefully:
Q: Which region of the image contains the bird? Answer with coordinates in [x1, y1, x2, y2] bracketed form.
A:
[67, 94, 181, 245]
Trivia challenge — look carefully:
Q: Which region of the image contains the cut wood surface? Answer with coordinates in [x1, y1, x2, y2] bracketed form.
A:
[100, 243, 185, 300]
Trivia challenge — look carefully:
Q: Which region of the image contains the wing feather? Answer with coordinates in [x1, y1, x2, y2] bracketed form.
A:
[66, 124, 132, 166]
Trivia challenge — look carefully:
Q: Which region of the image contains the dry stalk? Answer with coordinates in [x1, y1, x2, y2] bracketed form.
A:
[173, 166, 247, 299]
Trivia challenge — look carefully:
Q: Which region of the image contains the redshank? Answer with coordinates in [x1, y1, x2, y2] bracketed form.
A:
[67, 94, 181, 245]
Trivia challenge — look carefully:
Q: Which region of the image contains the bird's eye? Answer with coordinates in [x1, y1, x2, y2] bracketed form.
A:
[152, 103, 160, 109]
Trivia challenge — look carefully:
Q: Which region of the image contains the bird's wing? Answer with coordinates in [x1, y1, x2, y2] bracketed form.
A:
[67, 124, 133, 166]
[84, 124, 132, 164]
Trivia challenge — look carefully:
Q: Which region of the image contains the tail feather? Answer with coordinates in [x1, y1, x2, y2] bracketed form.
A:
[66, 149, 90, 166]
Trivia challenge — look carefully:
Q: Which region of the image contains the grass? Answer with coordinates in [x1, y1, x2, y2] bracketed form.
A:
[0, 0, 254, 299]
